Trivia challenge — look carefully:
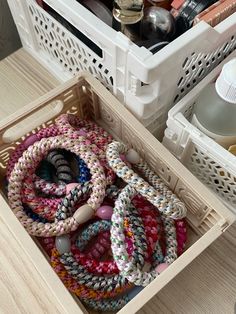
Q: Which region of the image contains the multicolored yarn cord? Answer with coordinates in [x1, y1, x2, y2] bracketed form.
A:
[5, 113, 188, 311]
[71, 207, 146, 276]
[111, 184, 178, 286]
[106, 141, 187, 219]
[21, 178, 91, 221]
[8, 136, 107, 236]
[7, 114, 115, 185]
[49, 193, 186, 310]
[55, 114, 115, 185]
[56, 187, 147, 291]
[51, 249, 130, 311]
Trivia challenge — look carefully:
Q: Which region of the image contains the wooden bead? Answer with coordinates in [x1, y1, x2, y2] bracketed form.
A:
[73, 204, 94, 224]
[126, 149, 140, 164]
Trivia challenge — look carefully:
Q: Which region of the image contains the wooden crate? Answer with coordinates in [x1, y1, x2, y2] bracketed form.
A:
[0, 73, 235, 314]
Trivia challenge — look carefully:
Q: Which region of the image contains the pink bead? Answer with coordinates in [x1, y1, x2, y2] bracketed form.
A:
[156, 263, 168, 274]
[78, 129, 87, 136]
[96, 205, 113, 220]
[23, 134, 38, 148]
[120, 154, 126, 161]
[66, 183, 79, 194]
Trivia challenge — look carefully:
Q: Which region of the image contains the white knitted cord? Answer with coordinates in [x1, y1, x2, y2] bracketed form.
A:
[106, 141, 186, 219]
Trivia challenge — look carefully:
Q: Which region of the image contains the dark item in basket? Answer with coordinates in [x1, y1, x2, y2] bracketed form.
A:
[173, 0, 219, 37]
[36, 1, 103, 57]
[79, 0, 113, 26]
[144, 0, 172, 10]
[141, 6, 176, 41]
[112, 17, 142, 42]
[136, 38, 169, 53]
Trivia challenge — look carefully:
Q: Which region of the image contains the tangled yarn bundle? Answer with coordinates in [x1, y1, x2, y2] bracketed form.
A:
[6, 113, 187, 311]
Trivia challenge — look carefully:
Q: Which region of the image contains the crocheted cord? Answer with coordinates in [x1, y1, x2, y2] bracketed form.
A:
[58, 203, 148, 292]
[55, 114, 115, 185]
[7, 114, 115, 186]
[22, 178, 91, 221]
[111, 184, 178, 286]
[106, 141, 187, 219]
[51, 249, 130, 311]
[8, 136, 106, 236]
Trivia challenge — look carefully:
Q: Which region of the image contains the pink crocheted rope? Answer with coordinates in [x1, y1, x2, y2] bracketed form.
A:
[55, 114, 115, 184]
[6, 125, 58, 179]
[8, 135, 107, 236]
[7, 114, 115, 185]
[21, 177, 86, 221]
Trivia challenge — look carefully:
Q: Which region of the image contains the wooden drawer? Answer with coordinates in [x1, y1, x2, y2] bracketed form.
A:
[0, 74, 235, 313]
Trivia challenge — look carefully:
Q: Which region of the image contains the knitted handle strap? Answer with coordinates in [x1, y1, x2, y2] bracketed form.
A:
[106, 141, 186, 219]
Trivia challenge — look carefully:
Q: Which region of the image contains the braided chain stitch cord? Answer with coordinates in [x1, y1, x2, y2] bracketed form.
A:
[111, 184, 178, 286]
[8, 136, 106, 236]
[106, 141, 186, 219]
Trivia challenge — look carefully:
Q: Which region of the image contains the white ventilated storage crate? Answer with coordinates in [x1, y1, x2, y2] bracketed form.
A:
[0, 73, 235, 313]
[7, 0, 236, 138]
[163, 51, 236, 213]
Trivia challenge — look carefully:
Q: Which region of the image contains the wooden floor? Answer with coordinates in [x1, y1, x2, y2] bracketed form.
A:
[0, 48, 236, 314]
[0, 49, 59, 119]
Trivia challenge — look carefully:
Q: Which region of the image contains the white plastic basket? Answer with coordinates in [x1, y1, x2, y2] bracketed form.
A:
[7, 0, 236, 138]
[163, 51, 236, 213]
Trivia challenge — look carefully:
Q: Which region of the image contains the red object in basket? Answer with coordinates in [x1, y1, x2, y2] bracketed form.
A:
[36, 0, 44, 8]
